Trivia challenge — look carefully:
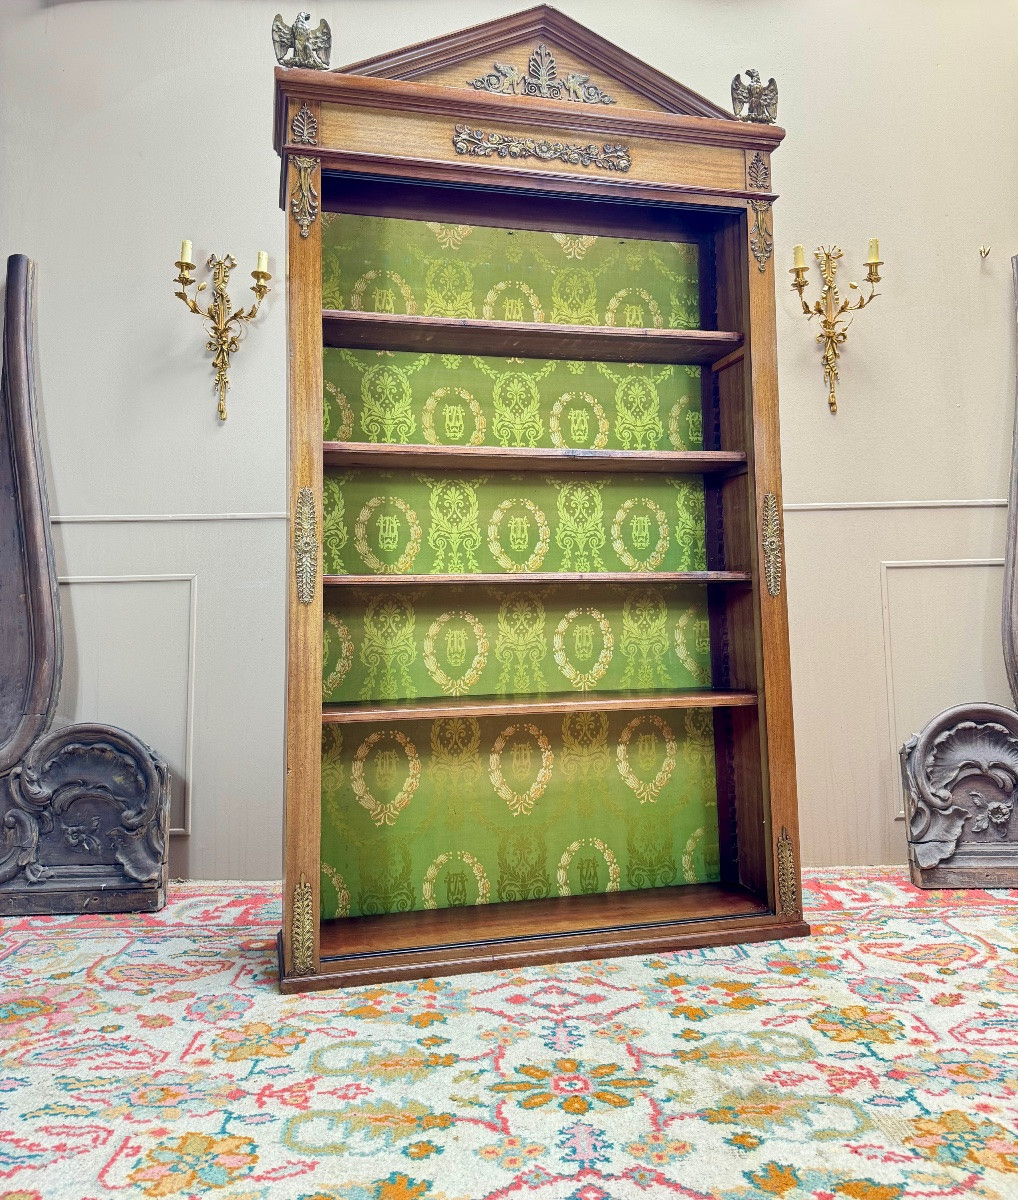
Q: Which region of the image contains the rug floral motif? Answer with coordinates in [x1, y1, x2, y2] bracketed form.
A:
[1, 868, 1016, 1199]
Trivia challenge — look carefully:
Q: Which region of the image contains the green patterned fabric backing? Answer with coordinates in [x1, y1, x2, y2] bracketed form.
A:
[323, 469, 707, 578]
[319, 213, 719, 918]
[321, 214, 700, 328]
[320, 710, 720, 919]
[324, 350, 704, 452]
[324, 584, 711, 704]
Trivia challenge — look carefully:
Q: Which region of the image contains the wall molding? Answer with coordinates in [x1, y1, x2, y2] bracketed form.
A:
[51, 513, 286, 524]
[57, 573, 198, 838]
[785, 499, 1006, 513]
[879, 557, 1005, 825]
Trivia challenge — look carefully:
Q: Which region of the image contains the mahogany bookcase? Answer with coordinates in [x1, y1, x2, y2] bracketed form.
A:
[272, 6, 807, 993]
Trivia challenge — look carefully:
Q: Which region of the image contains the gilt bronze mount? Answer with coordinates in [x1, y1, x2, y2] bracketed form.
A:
[173, 248, 271, 421]
[789, 243, 883, 414]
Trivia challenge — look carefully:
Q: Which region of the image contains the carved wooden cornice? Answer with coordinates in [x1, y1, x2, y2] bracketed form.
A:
[273, 70, 786, 157]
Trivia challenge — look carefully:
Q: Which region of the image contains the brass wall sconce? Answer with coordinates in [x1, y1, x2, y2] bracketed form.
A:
[790, 240, 883, 413]
[173, 242, 271, 420]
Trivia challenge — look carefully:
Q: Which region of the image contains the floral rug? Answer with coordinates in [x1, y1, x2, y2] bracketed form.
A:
[1, 868, 1017, 1200]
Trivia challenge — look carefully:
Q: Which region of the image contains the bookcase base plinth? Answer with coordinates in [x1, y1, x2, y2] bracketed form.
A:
[276, 885, 809, 992]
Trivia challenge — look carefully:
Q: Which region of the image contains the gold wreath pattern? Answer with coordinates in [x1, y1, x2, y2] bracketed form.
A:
[323, 613, 355, 697]
[421, 387, 486, 446]
[487, 498, 551, 573]
[422, 850, 491, 908]
[549, 391, 610, 450]
[616, 714, 679, 803]
[351, 729, 422, 826]
[422, 610, 490, 696]
[353, 495, 423, 574]
[610, 498, 670, 571]
[489, 723, 555, 816]
[552, 607, 615, 691]
[556, 837, 621, 895]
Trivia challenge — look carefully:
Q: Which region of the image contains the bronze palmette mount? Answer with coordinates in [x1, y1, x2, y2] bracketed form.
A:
[776, 827, 800, 917]
[453, 125, 631, 172]
[761, 493, 782, 597]
[294, 486, 318, 605]
[470, 43, 615, 104]
[290, 879, 315, 975]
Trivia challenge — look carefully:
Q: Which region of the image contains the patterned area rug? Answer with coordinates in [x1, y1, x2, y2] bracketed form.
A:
[1, 868, 1016, 1200]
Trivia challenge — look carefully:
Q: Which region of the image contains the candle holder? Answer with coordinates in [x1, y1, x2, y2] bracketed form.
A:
[790, 245, 883, 414]
[173, 251, 271, 421]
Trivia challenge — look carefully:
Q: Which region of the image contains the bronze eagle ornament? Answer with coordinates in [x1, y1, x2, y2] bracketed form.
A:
[731, 69, 778, 124]
[272, 11, 332, 70]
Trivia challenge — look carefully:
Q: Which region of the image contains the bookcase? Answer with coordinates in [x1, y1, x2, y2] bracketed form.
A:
[273, 6, 808, 992]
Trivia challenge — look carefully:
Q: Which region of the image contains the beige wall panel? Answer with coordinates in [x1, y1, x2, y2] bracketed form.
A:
[319, 104, 744, 191]
[785, 503, 1010, 868]
[57, 576, 194, 837]
[51, 518, 287, 880]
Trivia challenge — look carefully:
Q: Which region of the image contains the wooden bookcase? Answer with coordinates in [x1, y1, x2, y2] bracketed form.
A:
[273, 6, 808, 993]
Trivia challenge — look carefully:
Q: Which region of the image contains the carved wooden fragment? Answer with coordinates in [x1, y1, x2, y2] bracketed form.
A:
[0, 255, 171, 914]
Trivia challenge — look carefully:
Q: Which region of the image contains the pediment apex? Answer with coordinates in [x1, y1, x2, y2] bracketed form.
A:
[339, 5, 733, 120]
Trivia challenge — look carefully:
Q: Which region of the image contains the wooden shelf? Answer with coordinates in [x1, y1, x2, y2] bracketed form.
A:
[322, 689, 756, 724]
[324, 571, 750, 587]
[323, 441, 747, 475]
[320, 883, 768, 958]
[322, 310, 743, 365]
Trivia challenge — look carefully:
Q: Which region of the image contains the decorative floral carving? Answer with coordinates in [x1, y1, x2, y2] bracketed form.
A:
[901, 710, 1018, 871]
[290, 155, 320, 237]
[293, 487, 317, 604]
[747, 152, 770, 190]
[453, 125, 631, 173]
[291, 102, 318, 145]
[761, 493, 782, 597]
[290, 880, 315, 976]
[0, 725, 170, 898]
[777, 827, 799, 916]
[748, 200, 773, 271]
[469, 43, 616, 105]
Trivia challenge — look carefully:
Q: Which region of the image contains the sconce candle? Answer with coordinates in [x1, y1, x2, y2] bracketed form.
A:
[173, 251, 271, 420]
[792, 243, 806, 270]
[789, 243, 883, 414]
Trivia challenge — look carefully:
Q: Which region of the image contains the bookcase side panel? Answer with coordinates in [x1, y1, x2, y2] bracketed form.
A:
[745, 200, 803, 922]
[282, 103, 325, 980]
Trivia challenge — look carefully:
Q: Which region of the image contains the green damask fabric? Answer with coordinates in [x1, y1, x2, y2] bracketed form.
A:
[323, 469, 707, 578]
[321, 214, 700, 328]
[323, 351, 704, 452]
[320, 709, 720, 919]
[319, 213, 718, 919]
[324, 584, 711, 704]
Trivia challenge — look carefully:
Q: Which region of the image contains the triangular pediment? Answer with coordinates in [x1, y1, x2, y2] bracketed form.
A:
[340, 5, 732, 119]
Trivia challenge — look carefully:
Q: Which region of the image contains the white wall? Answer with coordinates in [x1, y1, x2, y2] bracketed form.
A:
[2, 0, 1016, 875]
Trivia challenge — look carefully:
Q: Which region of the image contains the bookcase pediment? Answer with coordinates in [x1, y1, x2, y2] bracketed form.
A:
[339, 4, 731, 119]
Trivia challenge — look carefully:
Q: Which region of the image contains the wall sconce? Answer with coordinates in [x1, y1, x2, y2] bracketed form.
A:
[173, 242, 271, 420]
[790, 240, 883, 413]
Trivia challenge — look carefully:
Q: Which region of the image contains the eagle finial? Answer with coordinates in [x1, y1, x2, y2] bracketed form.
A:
[731, 69, 778, 124]
[272, 10, 332, 70]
